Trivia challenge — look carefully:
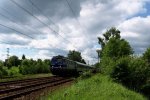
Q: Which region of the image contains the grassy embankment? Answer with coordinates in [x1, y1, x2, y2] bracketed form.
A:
[0, 73, 52, 82]
[44, 74, 146, 100]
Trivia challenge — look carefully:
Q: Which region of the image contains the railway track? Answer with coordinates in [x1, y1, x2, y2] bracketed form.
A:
[0, 76, 73, 100]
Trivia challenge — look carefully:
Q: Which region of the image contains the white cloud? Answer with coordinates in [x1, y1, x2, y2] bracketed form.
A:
[0, 0, 150, 64]
[118, 16, 150, 54]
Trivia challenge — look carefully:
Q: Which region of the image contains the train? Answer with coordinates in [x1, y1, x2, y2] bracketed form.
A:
[50, 55, 94, 76]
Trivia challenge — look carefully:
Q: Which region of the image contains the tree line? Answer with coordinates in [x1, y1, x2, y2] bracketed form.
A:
[0, 50, 86, 78]
[96, 27, 150, 98]
[0, 55, 51, 78]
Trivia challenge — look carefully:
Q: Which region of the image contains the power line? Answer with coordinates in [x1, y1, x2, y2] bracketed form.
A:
[0, 8, 46, 38]
[28, 0, 78, 49]
[65, 0, 82, 27]
[0, 23, 34, 39]
[11, 0, 78, 51]
[28, 0, 56, 26]
[11, 0, 59, 35]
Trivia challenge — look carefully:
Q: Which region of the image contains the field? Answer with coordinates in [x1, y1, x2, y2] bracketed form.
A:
[44, 74, 146, 100]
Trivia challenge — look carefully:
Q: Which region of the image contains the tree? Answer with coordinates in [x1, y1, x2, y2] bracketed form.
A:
[97, 27, 133, 59]
[6, 55, 20, 68]
[81, 59, 86, 64]
[98, 27, 120, 50]
[22, 54, 26, 60]
[143, 47, 150, 64]
[67, 50, 86, 63]
[0, 60, 4, 68]
[102, 38, 133, 59]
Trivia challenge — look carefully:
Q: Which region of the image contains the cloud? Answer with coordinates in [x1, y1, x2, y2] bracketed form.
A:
[118, 16, 150, 54]
[0, 0, 150, 64]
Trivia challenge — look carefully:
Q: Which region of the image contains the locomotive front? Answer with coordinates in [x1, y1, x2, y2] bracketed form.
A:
[50, 56, 66, 75]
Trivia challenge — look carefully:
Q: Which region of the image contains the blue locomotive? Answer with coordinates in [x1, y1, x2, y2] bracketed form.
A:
[50, 55, 93, 76]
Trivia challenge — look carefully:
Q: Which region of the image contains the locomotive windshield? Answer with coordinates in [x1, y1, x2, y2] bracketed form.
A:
[51, 57, 63, 65]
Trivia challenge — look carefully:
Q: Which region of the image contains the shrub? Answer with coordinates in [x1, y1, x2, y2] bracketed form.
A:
[111, 57, 150, 91]
[0, 66, 9, 77]
[80, 71, 92, 79]
[141, 82, 150, 97]
[100, 57, 116, 75]
[9, 66, 21, 76]
[111, 57, 130, 84]
[20, 59, 50, 75]
[0, 70, 3, 78]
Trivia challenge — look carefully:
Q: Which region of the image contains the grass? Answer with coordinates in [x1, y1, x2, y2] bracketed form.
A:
[0, 73, 52, 82]
[44, 74, 146, 100]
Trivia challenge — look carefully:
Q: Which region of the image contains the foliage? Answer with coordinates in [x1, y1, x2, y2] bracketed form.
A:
[79, 71, 92, 79]
[98, 27, 133, 59]
[143, 47, 150, 64]
[19, 59, 50, 75]
[100, 57, 116, 74]
[22, 54, 26, 60]
[111, 57, 150, 91]
[67, 50, 86, 63]
[102, 38, 133, 59]
[8, 66, 21, 76]
[6, 55, 20, 68]
[97, 27, 121, 57]
[0, 66, 9, 78]
[45, 74, 146, 100]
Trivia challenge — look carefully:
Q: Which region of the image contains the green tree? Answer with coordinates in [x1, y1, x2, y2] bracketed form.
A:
[98, 27, 133, 59]
[102, 38, 133, 59]
[143, 47, 150, 64]
[67, 50, 86, 63]
[98, 27, 121, 57]
[22, 54, 26, 60]
[7, 55, 20, 68]
[44, 59, 51, 65]
[0, 60, 4, 68]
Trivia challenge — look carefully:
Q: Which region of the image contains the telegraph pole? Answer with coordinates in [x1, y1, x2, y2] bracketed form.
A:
[7, 48, 9, 59]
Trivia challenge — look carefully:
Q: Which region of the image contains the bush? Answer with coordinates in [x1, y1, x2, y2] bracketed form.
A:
[20, 59, 50, 75]
[141, 82, 150, 97]
[111, 57, 130, 84]
[80, 71, 92, 79]
[111, 57, 150, 91]
[0, 70, 3, 78]
[0, 66, 9, 77]
[100, 57, 116, 75]
[9, 66, 21, 76]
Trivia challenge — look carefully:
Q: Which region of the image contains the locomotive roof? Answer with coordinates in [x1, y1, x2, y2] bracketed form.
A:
[52, 55, 93, 68]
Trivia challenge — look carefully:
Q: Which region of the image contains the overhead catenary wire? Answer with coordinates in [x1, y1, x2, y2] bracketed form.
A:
[0, 1, 69, 55]
[64, 0, 99, 59]
[0, 23, 34, 39]
[28, 0, 78, 50]
[28, 0, 56, 27]
[0, 0, 96, 62]
[0, 7, 47, 38]
[65, 0, 82, 27]
[10, 0, 75, 46]
[10, 0, 60, 36]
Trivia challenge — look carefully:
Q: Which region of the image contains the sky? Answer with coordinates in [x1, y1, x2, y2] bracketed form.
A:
[0, 0, 150, 64]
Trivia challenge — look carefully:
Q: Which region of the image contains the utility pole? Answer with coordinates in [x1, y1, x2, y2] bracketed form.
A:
[7, 48, 9, 59]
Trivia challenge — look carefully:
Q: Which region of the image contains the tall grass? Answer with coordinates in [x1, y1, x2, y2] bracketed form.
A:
[45, 74, 146, 100]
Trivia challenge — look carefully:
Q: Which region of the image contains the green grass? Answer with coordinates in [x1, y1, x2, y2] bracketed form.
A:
[0, 73, 52, 82]
[45, 74, 146, 100]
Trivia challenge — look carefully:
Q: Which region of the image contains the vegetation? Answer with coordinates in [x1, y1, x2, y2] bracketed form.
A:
[67, 50, 86, 64]
[45, 74, 146, 100]
[97, 27, 150, 98]
[0, 55, 50, 78]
